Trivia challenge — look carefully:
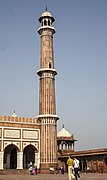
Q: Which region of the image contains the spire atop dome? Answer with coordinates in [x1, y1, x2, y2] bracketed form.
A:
[63, 124, 64, 128]
[46, 5, 47, 11]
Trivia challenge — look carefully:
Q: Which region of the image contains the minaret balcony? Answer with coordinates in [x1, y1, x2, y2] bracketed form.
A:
[38, 26, 56, 35]
[37, 68, 57, 77]
[36, 114, 59, 121]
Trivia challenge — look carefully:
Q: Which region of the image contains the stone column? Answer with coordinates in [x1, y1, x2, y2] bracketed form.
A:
[65, 144, 67, 150]
[73, 143, 74, 151]
[0, 152, 4, 169]
[35, 152, 40, 169]
[17, 151, 23, 169]
[81, 161, 84, 172]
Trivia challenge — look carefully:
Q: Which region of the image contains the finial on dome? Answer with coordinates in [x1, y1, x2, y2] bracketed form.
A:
[63, 124, 64, 128]
[46, 5, 47, 11]
[12, 110, 17, 117]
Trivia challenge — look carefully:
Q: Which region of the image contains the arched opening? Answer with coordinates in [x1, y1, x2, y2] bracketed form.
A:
[49, 62, 51, 68]
[105, 157, 107, 165]
[23, 144, 37, 169]
[4, 144, 19, 169]
[48, 20, 50, 26]
[10, 148, 17, 169]
[44, 19, 47, 26]
[79, 159, 82, 171]
[83, 159, 87, 172]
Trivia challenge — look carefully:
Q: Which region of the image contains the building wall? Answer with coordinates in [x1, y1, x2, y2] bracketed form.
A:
[0, 116, 40, 170]
[58, 151, 107, 173]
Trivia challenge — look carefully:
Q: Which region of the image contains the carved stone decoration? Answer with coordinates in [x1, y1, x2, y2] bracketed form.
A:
[4, 129, 20, 139]
[3, 141, 20, 150]
[23, 142, 38, 151]
[23, 130, 38, 139]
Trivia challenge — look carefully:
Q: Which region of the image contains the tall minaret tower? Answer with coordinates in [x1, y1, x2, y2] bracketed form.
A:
[37, 9, 59, 172]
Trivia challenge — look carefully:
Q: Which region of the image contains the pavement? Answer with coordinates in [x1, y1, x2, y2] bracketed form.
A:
[0, 173, 107, 180]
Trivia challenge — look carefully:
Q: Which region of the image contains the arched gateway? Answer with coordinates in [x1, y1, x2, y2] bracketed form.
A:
[0, 117, 40, 170]
[3, 143, 38, 169]
[23, 144, 38, 169]
[4, 144, 18, 169]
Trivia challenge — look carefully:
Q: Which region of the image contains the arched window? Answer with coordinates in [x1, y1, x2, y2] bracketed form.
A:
[44, 20, 47, 26]
[48, 20, 50, 26]
[49, 62, 51, 68]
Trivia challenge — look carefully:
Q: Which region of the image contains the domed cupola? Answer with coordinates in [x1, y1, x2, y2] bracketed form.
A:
[57, 125, 71, 138]
[38, 7, 55, 34]
[57, 125, 77, 151]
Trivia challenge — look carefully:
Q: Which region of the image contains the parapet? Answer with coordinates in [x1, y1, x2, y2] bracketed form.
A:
[0, 115, 38, 124]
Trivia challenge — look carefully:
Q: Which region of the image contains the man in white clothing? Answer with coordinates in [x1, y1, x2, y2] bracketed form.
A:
[74, 157, 80, 180]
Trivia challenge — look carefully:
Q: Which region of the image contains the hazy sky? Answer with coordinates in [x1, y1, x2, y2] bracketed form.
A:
[0, 0, 107, 151]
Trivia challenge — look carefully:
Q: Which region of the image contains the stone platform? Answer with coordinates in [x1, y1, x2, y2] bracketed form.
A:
[0, 173, 107, 180]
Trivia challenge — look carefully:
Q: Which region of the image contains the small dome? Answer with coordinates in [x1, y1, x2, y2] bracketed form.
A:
[39, 9, 55, 23]
[57, 127, 71, 137]
[41, 11, 53, 18]
[12, 110, 17, 118]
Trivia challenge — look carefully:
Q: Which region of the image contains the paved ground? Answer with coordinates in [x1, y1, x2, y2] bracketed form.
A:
[0, 173, 107, 180]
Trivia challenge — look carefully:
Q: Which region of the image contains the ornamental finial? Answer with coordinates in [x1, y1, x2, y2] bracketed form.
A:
[46, 5, 47, 11]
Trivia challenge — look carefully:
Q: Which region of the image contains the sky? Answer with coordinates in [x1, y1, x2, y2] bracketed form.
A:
[0, 0, 107, 151]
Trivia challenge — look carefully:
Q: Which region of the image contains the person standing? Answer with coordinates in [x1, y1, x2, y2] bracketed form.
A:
[67, 156, 75, 180]
[74, 157, 80, 180]
[61, 166, 64, 174]
[29, 161, 33, 175]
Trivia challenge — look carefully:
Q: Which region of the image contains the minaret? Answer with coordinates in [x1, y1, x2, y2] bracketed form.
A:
[37, 9, 59, 172]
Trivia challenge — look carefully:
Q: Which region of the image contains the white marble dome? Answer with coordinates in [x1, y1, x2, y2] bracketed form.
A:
[41, 11, 53, 18]
[57, 127, 71, 137]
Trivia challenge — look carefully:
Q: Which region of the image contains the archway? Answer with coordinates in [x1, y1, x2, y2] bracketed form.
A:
[105, 157, 107, 165]
[23, 144, 37, 169]
[4, 144, 19, 169]
[83, 159, 87, 172]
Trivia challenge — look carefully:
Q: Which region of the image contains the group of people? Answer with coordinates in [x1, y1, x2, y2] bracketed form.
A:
[29, 157, 80, 179]
[67, 156, 80, 180]
[50, 165, 64, 174]
[29, 161, 38, 175]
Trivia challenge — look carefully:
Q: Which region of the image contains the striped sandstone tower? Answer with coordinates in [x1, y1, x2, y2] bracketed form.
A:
[37, 9, 59, 172]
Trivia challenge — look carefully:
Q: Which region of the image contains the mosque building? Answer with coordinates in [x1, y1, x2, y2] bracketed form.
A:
[0, 9, 107, 174]
[0, 8, 58, 173]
